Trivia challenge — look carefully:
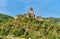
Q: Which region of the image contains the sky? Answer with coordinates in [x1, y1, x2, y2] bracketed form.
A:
[0, 0, 60, 18]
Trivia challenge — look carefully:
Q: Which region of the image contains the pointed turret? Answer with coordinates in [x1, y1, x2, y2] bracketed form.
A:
[29, 7, 34, 14]
[28, 7, 35, 18]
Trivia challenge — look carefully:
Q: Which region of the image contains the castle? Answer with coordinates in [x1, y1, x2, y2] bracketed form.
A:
[15, 7, 35, 19]
[15, 8, 49, 21]
[24, 7, 35, 18]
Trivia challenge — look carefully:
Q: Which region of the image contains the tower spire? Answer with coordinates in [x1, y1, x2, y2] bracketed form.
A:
[29, 7, 34, 14]
[28, 7, 35, 18]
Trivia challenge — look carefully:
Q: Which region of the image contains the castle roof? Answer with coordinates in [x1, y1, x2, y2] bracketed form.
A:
[30, 7, 33, 11]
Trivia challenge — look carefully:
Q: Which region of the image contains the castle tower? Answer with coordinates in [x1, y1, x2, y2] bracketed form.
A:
[29, 8, 35, 17]
[29, 8, 34, 14]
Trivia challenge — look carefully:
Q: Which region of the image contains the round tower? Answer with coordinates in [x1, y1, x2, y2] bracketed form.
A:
[29, 7, 35, 18]
[29, 7, 34, 14]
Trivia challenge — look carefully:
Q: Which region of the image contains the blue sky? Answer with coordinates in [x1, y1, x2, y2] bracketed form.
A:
[0, 0, 60, 18]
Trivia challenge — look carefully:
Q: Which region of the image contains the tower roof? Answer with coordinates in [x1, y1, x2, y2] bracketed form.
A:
[30, 7, 33, 11]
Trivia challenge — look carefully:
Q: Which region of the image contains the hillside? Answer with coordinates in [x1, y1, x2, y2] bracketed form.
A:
[0, 14, 14, 26]
[0, 14, 13, 22]
[0, 14, 60, 39]
[46, 17, 60, 23]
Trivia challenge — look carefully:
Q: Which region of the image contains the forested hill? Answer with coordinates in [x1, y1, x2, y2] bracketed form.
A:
[0, 14, 14, 22]
[46, 17, 60, 23]
[0, 14, 13, 18]
[0, 14, 14, 26]
[0, 14, 60, 39]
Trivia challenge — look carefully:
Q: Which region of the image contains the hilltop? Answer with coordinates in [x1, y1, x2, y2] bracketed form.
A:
[0, 8, 60, 39]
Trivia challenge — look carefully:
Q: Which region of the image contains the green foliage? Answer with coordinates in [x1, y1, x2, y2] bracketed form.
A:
[12, 28, 25, 36]
[0, 14, 60, 39]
